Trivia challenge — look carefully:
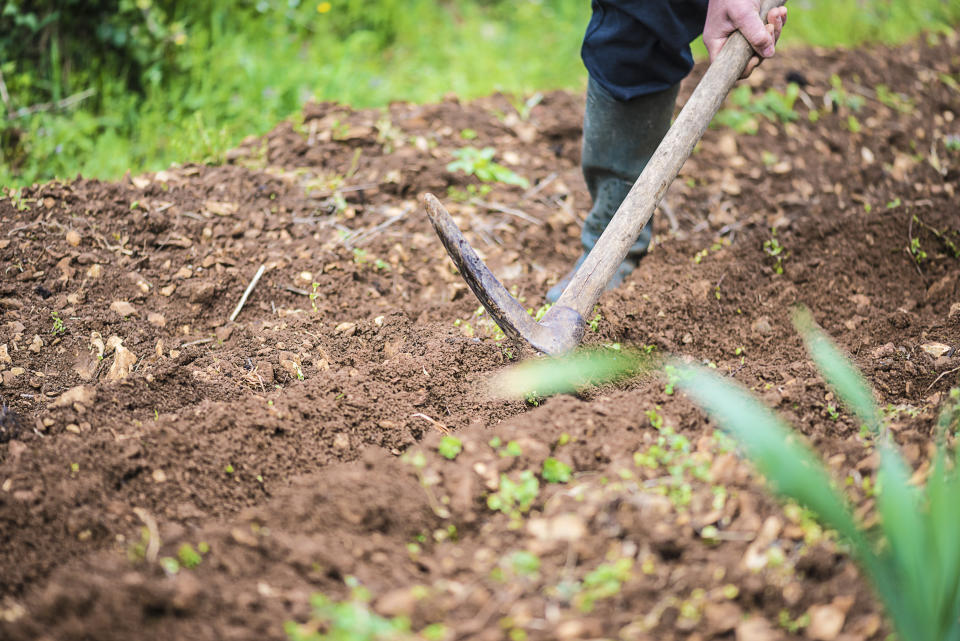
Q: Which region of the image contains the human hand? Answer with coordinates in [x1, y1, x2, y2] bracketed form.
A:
[704, 0, 787, 78]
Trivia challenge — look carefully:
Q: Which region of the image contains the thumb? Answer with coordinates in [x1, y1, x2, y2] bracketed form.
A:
[733, 10, 775, 58]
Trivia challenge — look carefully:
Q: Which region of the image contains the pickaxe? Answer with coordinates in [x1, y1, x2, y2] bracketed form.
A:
[423, 0, 786, 355]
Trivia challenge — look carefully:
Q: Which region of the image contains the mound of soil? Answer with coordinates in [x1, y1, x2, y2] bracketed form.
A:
[1, 33, 959, 641]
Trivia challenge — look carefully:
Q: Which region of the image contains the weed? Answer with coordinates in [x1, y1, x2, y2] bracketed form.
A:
[50, 311, 65, 336]
[778, 610, 811, 634]
[285, 592, 411, 641]
[946, 135, 960, 153]
[825, 74, 865, 113]
[674, 306, 960, 641]
[541, 457, 572, 483]
[575, 559, 633, 613]
[159, 557, 180, 575]
[487, 470, 539, 518]
[763, 228, 787, 275]
[437, 435, 462, 460]
[499, 440, 523, 457]
[588, 311, 602, 332]
[507, 550, 541, 577]
[714, 84, 800, 135]
[177, 543, 203, 568]
[224, 464, 234, 474]
[523, 391, 541, 407]
[309, 282, 320, 313]
[910, 236, 928, 264]
[446, 146, 529, 188]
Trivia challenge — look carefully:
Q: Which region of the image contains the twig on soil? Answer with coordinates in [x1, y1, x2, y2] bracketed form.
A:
[132, 507, 160, 563]
[342, 207, 409, 247]
[925, 366, 960, 394]
[181, 337, 214, 348]
[230, 263, 266, 322]
[522, 171, 558, 200]
[411, 412, 450, 434]
[470, 199, 542, 226]
[280, 284, 311, 296]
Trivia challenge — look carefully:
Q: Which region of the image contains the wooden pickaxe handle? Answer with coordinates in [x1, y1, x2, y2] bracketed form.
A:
[554, 0, 788, 318]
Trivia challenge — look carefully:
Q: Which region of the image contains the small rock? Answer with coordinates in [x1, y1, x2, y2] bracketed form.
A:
[527, 513, 587, 542]
[110, 300, 138, 317]
[948, 302, 960, 323]
[849, 294, 871, 309]
[106, 335, 124, 355]
[333, 432, 350, 449]
[0, 344, 11, 365]
[28, 335, 43, 353]
[736, 617, 783, 641]
[751, 315, 773, 335]
[2, 367, 25, 386]
[335, 321, 357, 336]
[215, 325, 233, 342]
[375, 588, 416, 617]
[65, 230, 82, 247]
[52, 385, 97, 408]
[160, 284, 177, 297]
[806, 603, 846, 641]
[871, 342, 896, 359]
[74, 349, 99, 380]
[921, 342, 952, 358]
[107, 345, 137, 381]
[86, 334, 104, 361]
[86, 264, 102, 279]
[148, 312, 167, 328]
[186, 281, 216, 304]
[705, 601, 742, 634]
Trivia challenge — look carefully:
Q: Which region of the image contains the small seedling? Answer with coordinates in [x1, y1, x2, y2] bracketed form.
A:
[541, 457, 572, 483]
[575, 559, 633, 613]
[50, 311, 65, 336]
[177, 543, 203, 568]
[588, 311, 602, 332]
[437, 435, 462, 460]
[487, 470, 539, 517]
[763, 228, 787, 274]
[446, 146, 529, 188]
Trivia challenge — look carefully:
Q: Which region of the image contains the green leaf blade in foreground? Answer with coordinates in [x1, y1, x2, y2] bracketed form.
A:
[792, 306, 882, 434]
[491, 348, 647, 399]
[671, 362, 866, 549]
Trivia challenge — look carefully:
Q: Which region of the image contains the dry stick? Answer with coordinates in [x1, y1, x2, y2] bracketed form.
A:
[410, 412, 450, 434]
[181, 337, 214, 348]
[926, 366, 960, 394]
[470, 199, 542, 226]
[230, 263, 266, 322]
[133, 508, 160, 563]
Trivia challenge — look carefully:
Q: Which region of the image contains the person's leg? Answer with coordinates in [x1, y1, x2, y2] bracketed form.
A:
[546, 77, 678, 303]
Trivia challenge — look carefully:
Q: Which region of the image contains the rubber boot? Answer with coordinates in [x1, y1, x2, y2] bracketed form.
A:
[546, 77, 679, 303]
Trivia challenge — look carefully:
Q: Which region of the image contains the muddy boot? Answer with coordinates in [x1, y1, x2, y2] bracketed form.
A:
[546, 78, 679, 303]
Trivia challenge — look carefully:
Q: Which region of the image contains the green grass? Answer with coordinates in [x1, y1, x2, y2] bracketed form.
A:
[3, 0, 959, 187]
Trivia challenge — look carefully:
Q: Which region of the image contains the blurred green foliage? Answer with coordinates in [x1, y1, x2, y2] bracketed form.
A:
[1, 0, 958, 187]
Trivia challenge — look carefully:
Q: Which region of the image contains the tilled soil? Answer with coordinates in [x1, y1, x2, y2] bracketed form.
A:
[1, 34, 959, 641]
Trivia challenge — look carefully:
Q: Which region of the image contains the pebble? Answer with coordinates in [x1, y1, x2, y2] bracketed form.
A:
[751, 315, 773, 335]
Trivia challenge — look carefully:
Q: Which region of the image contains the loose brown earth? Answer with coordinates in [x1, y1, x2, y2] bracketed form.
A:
[1, 34, 959, 641]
